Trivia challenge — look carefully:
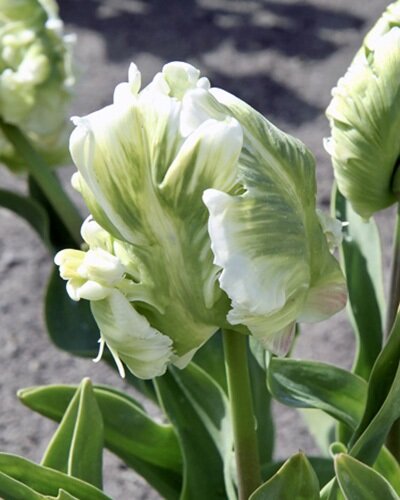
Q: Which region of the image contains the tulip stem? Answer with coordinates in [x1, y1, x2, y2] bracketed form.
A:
[386, 203, 400, 460]
[222, 330, 261, 499]
[0, 119, 82, 247]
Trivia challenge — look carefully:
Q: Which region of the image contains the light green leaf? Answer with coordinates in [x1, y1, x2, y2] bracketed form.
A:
[374, 446, 400, 495]
[41, 379, 103, 489]
[18, 384, 182, 499]
[334, 187, 384, 379]
[268, 358, 366, 430]
[335, 454, 399, 500]
[155, 371, 226, 500]
[0, 188, 52, 251]
[0, 454, 110, 499]
[250, 452, 320, 500]
[262, 457, 334, 488]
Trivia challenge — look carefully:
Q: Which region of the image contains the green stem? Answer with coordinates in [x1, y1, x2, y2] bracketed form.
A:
[0, 118, 82, 247]
[386, 203, 400, 460]
[222, 330, 261, 500]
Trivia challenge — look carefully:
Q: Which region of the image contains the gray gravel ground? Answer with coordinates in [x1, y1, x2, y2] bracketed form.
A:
[0, 0, 395, 498]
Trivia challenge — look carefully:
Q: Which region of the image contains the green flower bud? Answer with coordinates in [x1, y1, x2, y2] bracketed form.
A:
[0, 0, 74, 170]
[326, 0, 400, 219]
[57, 62, 346, 379]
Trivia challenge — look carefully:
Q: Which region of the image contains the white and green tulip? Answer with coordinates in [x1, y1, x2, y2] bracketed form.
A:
[0, 0, 74, 170]
[326, 0, 400, 219]
[56, 61, 346, 379]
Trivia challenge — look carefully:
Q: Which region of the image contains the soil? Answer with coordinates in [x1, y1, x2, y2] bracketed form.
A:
[0, 0, 394, 498]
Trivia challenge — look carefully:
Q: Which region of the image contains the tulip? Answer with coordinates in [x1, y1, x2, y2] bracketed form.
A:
[326, 0, 400, 219]
[56, 62, 346, 379]
[0, 0, 74, 170]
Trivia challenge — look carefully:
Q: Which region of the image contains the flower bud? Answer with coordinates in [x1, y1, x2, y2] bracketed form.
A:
[0, 0, 74, 170]
[326, 1, 400, 219]
[57, 62, 346, 379]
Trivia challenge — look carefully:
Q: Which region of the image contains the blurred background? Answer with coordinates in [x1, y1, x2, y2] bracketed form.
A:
[0, 0, 393, 497]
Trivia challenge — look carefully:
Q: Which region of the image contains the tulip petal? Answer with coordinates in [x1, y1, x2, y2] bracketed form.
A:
[91, 289, 174, 379]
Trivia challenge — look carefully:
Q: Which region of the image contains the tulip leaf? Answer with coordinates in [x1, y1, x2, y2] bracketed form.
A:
[334, 188, 384, 379]
[0, 454, 110, 499]
[335, 454, 400, 500]
[18, 384, 182, 499]
[192, 332, 227, 393]
[267, 357, 366, 430]
[155, 371, 227, 500]
[349, 310, 400, 464]
[0, 188, 52, 251]
[250, 452, 320, 500]
[373, 446, 400, 495]
[262, 457, 334, 488]
[169, 363, 235, 499]
[40, 379, 103, 488]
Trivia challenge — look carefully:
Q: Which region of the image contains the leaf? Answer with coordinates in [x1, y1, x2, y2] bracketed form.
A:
[334, 188, 384, 379]
[299, 409, 336, 456]
[349, 311, 400, 464]
[262, 457, 334, 488]
[335, 454, 399, 500]
[192, 331, 227, 393]
[0, 188, 52, 251]
[18, 384, 182, 499]
[155, 371, 227, 500]
[0, 454, 110, 499]
[41, 379, 103, 489]
[268, 358, 366, 430]
[169, 364, 235, 499]
[250, 452, 320, 500]
[373, 446, 400, 495]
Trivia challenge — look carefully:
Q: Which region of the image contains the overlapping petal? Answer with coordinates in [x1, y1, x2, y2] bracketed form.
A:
[326, 1, 400, 219]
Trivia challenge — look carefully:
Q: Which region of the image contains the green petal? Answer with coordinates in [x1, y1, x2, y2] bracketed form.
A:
[91, 289, 174, 379]
[326, 19, 400, 218]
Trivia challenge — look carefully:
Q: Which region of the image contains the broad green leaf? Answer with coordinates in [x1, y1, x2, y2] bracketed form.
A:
[44, 266, 156, 401]
[0, 454, 110, 499]
[262, 457, 334, 488]
[192, 331, 227, 393]
[41, 379, 103, 488]
[334, 188, 384, 379]
[350, 311, 400, 464]
[250, 452, 320, 500]
[268, 358, 366, 430]
[374, 446, 400, 495]
[18, 384, 182, 499]
[335, 454, 399, 500]
[169, 364, 235, 499]
[155, 371, 226, 500]
[0, 188, 52, 251]
[0, 471, 44, 500]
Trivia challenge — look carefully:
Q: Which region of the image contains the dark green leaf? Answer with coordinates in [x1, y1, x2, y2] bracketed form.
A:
[41, 379, 103, 488]
[335, 454, 399, 500]
[250, 452, 320, 500]
[0, 188, 52, 251]
[155, 371, 227, 500]
[350, 311, 400, 464]
[0, 454, 110, 499]
[268, 358, 366, 430]
[18, 384, 182, 499]
[334, 188, 384, 379]
[374, 446, 400, 495]
[169, 364, 235, 498]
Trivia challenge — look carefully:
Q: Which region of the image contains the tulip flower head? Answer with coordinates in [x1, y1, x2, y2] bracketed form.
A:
[56, 61, 346, 379]
[0, 0, 74, 170]
[326, 0, 400, 219]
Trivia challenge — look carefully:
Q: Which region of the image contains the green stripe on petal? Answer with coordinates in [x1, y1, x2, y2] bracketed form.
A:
[91, 289, 174, 379]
